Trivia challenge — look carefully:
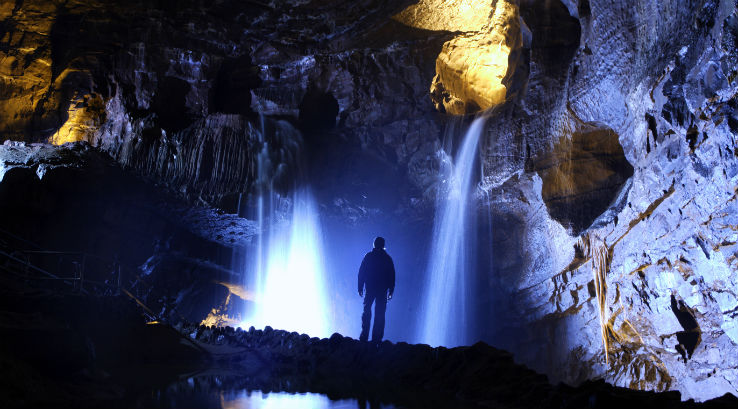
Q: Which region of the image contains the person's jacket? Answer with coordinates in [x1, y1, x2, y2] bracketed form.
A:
[357, 248, 395, 295]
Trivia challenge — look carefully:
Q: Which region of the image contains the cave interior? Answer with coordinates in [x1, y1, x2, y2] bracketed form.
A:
[1, 0, 737, 408]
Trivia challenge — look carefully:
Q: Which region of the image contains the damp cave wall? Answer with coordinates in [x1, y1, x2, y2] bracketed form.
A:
[0, 0, 736, 402]
[480, 0, 738, 401]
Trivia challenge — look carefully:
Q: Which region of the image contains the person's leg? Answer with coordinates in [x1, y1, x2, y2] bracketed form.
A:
[371, 293, 387, 342]
[360, 294, 374, 342]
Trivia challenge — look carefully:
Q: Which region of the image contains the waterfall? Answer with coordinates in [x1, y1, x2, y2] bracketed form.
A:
[248, 188, 329, 338]
[238, 118, 329, 338]
[419, 116, 486, 347]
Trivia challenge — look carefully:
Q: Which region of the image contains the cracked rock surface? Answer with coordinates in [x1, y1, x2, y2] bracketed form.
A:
[483, 0, 738, 401]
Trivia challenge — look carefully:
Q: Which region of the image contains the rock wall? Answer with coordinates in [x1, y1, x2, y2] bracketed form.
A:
[0, 0, 447, 209]
[0, 142, 259, 324]
[394, 0, 525, 114]
[482, 0, 738, 401]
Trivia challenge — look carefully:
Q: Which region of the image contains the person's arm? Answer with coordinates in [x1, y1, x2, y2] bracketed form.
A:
[358, 255, 367, 297]
[388, 256, 396, 300]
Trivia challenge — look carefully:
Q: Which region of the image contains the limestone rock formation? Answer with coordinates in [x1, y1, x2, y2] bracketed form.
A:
[481, 0, 738, 401]
[0, 0, 445, 208]
[395, 0, 525, 114]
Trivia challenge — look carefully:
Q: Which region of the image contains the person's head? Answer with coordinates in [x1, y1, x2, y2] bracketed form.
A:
[373, 236, 385, 250]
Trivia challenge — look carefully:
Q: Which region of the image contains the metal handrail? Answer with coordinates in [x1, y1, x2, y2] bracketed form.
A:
[0, 226, 135, 272]
[0, 228, 185, 324]
[0, 226, 42, 250]
[1, 251, 139, 293]
[0, 249, 63, 280]
[0, 247, 158, 322]
[20, 249, 116, 264]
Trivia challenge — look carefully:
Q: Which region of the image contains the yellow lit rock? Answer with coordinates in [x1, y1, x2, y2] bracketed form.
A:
[1, 2, 107, 143]
[532, 120, 634, 234]
[431, 32, 509, 114]
[200, 292, 242, 328]
[536, 125, 625, 203]
[200, 281, 254, 328]
[0, 1, 55, 139]
[48, 92, 105, 145]
[392, 0, 492, 32]
[394, 0, 521, 115]
[215, 281, 255, 301]
[0, 2, 15, 20]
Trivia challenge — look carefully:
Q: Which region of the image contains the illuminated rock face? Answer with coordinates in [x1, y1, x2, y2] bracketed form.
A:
[49, 93, 106, 145]
[482, 0, 738, 402]
[395, 0, 523, 114]
[0, 1, 54, 140]
[0, 3, 108, 144]
[392, 0, 492, 32]
[431, 1, 521, 114]
[0, 0, 445, 206]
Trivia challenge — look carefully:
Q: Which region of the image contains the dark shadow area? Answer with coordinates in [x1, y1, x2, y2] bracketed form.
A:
[533, 121, 634, 235]
[670, 294, 701, 363]
[0, 257, 208, 408]
[0, 144, 237, 325]
[211, 54, 261, 116]
[645, 113, 658, 153]
[299, 88, 340, 133]
[153, 76, 194, 133]
[519, 0, 581, 78]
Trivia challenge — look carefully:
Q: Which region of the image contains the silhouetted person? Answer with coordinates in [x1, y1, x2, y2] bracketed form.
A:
[358, 236, 395, 342]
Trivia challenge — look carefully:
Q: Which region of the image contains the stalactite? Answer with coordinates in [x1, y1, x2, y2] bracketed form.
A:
[591, 235, 612, 365]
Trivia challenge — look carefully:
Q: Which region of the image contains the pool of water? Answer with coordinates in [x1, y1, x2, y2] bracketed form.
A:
[134, 375, 396, 409]
[221, 390, 390, 409]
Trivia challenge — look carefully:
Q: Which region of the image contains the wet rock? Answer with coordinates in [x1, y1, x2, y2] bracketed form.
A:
[477, 0, 738, 402]
[180, 325, 736, 409]
[0, 0, 445, 208]
[532, 121, 633, 235]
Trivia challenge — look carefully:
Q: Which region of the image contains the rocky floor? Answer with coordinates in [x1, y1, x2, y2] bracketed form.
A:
[174, 323, 738, 409]
[1, 264, 737, 409]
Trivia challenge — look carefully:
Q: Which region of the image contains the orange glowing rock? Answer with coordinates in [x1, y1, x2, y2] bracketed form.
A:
[394, 0, 522, 114]
[48, 93, 105, 145]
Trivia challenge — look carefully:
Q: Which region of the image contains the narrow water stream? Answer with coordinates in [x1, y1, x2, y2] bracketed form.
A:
[418, 117, 486, 347]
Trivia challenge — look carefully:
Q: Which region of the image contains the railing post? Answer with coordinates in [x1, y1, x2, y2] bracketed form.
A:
[73, 262, 79, 292]
[23, 253, 30, 277]
[116, 263, 121, 296]
[80, 254, 86, 292]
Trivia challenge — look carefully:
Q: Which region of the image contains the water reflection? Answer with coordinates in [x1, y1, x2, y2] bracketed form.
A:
[222, 390, 391, 409]
[139, 375, 395, 409]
